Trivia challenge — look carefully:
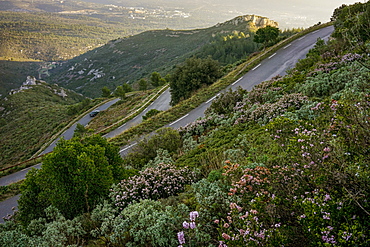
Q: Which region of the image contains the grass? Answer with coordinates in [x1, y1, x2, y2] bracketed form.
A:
[0, 181, 22, 202]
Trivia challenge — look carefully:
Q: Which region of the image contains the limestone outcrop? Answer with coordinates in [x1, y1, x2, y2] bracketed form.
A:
[216, 14, 279, 29]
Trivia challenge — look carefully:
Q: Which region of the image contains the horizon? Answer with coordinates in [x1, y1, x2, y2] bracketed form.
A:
[80, 0, 367, 28]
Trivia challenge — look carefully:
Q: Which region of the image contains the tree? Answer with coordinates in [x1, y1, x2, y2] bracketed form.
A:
[332, 2, 370, 52]
[114, 85, 126, 100]
[17, 135, 124, 223]
[150, 72, 166, 87]
[17, 168, 50, 226]
[73, 123, 89, 138]
[138, 78, 148, 91]
[121, 83, 132, 93]
[253, 25, 280, 47]
[101, 86, 111, 97]
[170, 56, 222, 105]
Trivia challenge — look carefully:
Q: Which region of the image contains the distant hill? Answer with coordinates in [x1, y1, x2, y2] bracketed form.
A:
[0, 0, 217, 97]
[47, 15, 277, 98]
[0, 77, 88, 168]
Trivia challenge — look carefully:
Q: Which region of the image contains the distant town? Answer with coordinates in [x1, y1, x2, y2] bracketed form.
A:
[59, 4, 191, 20]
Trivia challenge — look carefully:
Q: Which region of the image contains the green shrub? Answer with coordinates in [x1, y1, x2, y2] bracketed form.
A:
[123, 127, 182, 169]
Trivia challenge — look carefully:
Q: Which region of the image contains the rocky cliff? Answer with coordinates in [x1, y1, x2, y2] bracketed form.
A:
[216, 15, 279, 29]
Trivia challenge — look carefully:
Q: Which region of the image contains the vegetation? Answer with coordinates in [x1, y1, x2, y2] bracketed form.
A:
[1, 2, 369, 246]
[254, 25, 280, 47]
[0, 0, 233, 97]
[101, 87, 111, 98]
[17, 135, 124, 224]
[142, 109, 162, 121]
[0, 80, 165, 170]
[87, 88, 165, 134]
[170, 56, 222, 105]
[0, 182, 21, 202]
[150, 72, 167, 87]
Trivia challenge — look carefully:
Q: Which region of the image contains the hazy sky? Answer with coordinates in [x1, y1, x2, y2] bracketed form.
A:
[105, 0, 366, 27]
[204, 0, 367, 27]
[8, 0, 365, 28]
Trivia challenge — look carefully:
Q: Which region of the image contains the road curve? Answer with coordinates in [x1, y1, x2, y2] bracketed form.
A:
[104, 88, 171, 139]
[42, 98, 121, 154]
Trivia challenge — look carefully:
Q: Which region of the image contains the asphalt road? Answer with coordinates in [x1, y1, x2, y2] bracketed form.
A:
[0, 26, 334, 223]
[104, 88, 171, 139]
[42, 98, 121, 154]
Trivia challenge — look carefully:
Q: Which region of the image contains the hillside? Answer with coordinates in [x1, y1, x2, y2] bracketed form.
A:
[47, 15, 277, 98]
[0, 77, 88, 168]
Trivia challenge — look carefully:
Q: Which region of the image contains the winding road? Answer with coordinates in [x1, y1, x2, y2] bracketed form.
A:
[0, 25, 334, 223]
[127, 26, 334, 136]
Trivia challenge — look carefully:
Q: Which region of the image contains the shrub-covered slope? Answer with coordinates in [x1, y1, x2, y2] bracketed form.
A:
[0, 79, 88, 168]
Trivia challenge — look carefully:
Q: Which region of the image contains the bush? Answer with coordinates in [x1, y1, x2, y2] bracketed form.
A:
[91, 200, 189, 247]
[142, 109, 162, 120]
[124, 127, 182, 169]
[110, 164, 197, 209]
[17, 135, 124, 224]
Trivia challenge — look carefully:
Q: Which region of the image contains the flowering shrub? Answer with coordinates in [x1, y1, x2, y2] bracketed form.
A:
[235, 93, 308, 125]
[205, 87, 248, 116]
[212, 93, 370, 245]
[110, 164, 197, 209]
[215, 165, 287, 246]
[246, 76, 283, 104]
[0, 206, 85, 247]
[177, 211, 200, 246]
[296, 61, 369, 98]
[294, 190, 367, 246]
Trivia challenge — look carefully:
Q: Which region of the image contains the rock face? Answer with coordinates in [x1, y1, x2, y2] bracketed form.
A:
[24, 76, 37, 86]
[9, 76, 67, 98]
[9, 76, 38, 94]
[216, 14, 279, 28]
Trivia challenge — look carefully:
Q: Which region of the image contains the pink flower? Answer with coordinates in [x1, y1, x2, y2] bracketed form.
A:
[222, 233, 231, 240]
[189, 211, 199, 221]
[177, 231, 186, 245]
[324, 194, 331, 202]
[182, 221, 189, 229]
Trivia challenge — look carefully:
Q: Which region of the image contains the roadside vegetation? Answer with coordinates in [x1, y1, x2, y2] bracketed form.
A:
[1, 2, 369, 246]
